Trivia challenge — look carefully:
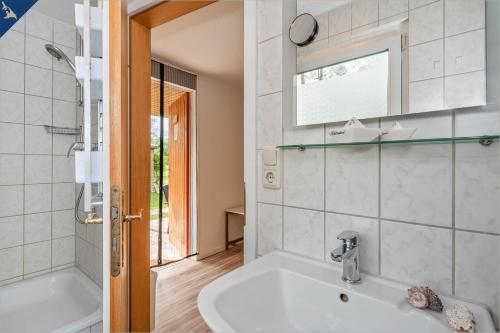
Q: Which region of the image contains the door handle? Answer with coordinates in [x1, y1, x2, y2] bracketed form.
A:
[123, 209, 143, 223]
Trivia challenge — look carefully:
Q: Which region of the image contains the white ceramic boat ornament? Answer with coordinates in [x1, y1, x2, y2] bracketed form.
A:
[381, 121, 417, 141]
[329, 117, 381, 143]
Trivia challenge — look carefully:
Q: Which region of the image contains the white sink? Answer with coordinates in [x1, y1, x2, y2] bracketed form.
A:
[198, 251, 495, 333]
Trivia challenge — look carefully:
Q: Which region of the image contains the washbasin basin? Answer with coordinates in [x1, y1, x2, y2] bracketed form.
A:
[198, 251, 495, 333]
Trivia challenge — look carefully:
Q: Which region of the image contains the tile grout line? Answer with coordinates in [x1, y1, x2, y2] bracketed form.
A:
[451, 110, 456, 295]
[378, 117, 382, 276]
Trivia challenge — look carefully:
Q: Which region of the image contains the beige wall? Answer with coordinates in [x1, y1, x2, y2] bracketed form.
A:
[196, 75, 244, 258]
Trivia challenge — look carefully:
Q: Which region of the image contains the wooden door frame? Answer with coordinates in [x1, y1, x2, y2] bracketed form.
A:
[128, 1, 214, 331]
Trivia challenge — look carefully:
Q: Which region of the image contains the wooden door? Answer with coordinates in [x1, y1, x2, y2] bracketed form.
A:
[168, 93, 190, 257]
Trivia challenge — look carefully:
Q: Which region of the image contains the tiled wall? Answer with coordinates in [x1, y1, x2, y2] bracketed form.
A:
[0, 11, 77, 285]
[256, 0, 499, 327]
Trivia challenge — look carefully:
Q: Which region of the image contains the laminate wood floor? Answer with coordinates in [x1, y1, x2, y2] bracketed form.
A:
[153, 244, 243, 333]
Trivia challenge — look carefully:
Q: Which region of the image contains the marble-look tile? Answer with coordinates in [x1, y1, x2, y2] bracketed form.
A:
[257, 92, 282, 149]
[52, 209, 75, 239]
[0, 186, 23, 217]
[25, 125, 52, 155]
[53, 72, 77, 102]
[284, 207, 324, 260]
[444, 29, 485, 76]
[0, 59, 24, 93]
[52, 44, 75, 75]
[409, 0, 439, 9]
[351, 22, 378, 37]
[381, 111, 452, 139]
[24, 240, 51, 274]
[329, 4, 351, 36]
[257, 0, 282, 43]
[351, 0, 378, 29]
[381, 221, 452, 293]
[91, 322, 103, 333]
[0, 29, 24, 63]
[455, 143, 500, 233]
[325, 213, 379, 274]
[26, 11, 53, 41]
[24, 268, 51, 280]
[325, 146, 379, 217]
[53, 155, 75, 183]
[258, 203, 283, 256]
[444, 71, 486, 109]
[86, 224, 103, 249]
[10, 16, 25, 33]
[455, 231, 499, 326]
[379, 0, 409, 20]
[53, 134, 77, 156]
[25, 35, 53, 70]
[53, 182, 75, 211]
[24, 212, 51, 244]
[297, 37, 329, 59]
[53, 21, 76, 48]
[455, 109, 500, 137]
[379, 12, 409, 25]
[283, 124, 325, 146]
[24, 184, 52, 214]
[25, 95, 52, 126]
[381, 144, 452, 226]
[25, 65, 52, 98]
[0, 154, 24, 185]
[284, 149, 324, 210]
[0, 215, 23, 249]
[409, 0, 443, 46]
[25, 155, 52, 184]
[52, 236, 75, 267]
[444, 0, 485, 37]
[0, 91, 24, 124]
[409, 39, 443, 82]
[0, 246, 23, 281]
[409, 78, 444, 113]
[315, 12, 329, 42]
[0, 122, 24, 154]
[257, 150, 282, 205]
[257, 36, 282, 96]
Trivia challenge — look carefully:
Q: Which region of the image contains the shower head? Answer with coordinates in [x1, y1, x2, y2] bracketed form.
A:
[45, 44, 75, 73]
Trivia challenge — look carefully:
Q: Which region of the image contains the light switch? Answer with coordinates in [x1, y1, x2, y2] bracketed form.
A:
[262, 148, 280, 189]
[262, 149, 277, 166]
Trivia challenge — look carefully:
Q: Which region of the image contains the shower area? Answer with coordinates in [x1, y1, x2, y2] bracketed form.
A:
[0, 2, 104, 332]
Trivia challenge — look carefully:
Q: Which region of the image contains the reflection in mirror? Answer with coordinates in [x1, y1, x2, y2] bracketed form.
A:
[295, 51, 389, 126]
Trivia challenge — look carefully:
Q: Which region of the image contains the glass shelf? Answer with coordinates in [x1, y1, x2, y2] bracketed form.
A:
[276, 135, 500, 150]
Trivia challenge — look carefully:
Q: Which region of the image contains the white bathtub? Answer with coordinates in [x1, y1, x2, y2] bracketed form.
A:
[0, 268, 102, 333]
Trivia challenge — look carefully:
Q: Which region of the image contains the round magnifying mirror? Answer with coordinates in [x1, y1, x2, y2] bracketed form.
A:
[289, 13, 319, 47]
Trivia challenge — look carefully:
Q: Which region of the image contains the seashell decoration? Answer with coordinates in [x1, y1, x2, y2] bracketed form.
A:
[407, 286, 444, 312]
[445, 304, 476, 333]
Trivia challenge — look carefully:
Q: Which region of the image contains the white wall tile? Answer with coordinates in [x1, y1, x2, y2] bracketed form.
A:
[25, 65, 52, 98]
[0, 246, 23, 281]
[455, 231, 499, 326]
[0, 186, 23, 217]
[24, 212, 51, 244]
[329, 4, 351, 36]
[325, 213, 379, 274]
[25, 125, 52, 155]
[26, 11, 53, 41]
[379, 11, 408, 25]
[381, 221, 452, 293]
[25, 35, 53, 70]
[351, 0, 378, 29]
[257, 151, 282, 205]
[86, 224, 103, 249]
[10, 16, 25, 33]
[25, 95, 52, 126]
[409, 39, 443, 82]
[53, 134, 77, 156]
[284, 207, 324, 260]
[257, 36, 282, 96]
[53, 156, 75, 183]
[0, 91, 24, 124]
[257, 92, 282, 149]
[444, 71, 486, 109]
[444, 0, 485, 37]
[381, 144, 452, 226]
[381, 111, 452, 139]
[444, 29, 485, 76]
[409, 0, 443, 45]
[325, 147, 379, 217]
[52, 44, 75, 75]
[91, 322, 103, 333]
[257, 0, 282, 43]
[53, 72, 76, 102]
[53, 182, 75, 211]
[409, 78, 444, 113]
[0, 122, 24, 154]
[0, 155, 24, 185]
[315, 12, 329, 41]
[257, 203, 283, 256]
[52, 236, 75, 267]
[455, 143, 500, 234]
[455, 109, 500, 137]
[25, 155, 52, 184]
[0, 29, 24, 63]
[379, 0, 409, 20]
[0, 59, 24, 93]
[24, 184, 51, 214]
[24, 240, 51, 274]
[284, 149, 324, 210]
[0, 216, 23, 249]
[53, 21, 76, 48]
[409, 0, 438, 9]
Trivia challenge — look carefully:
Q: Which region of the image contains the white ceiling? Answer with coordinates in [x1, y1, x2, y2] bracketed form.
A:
[151, 1, 243, 86]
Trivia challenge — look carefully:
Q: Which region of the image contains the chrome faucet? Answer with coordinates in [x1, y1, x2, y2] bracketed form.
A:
[331, 231, 361, 284]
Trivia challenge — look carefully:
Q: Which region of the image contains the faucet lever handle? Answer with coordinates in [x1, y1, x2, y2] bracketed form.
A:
[337, 231, 359, 246]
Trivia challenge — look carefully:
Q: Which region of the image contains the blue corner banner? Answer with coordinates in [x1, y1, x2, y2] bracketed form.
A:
[1, 0, 39, 38]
